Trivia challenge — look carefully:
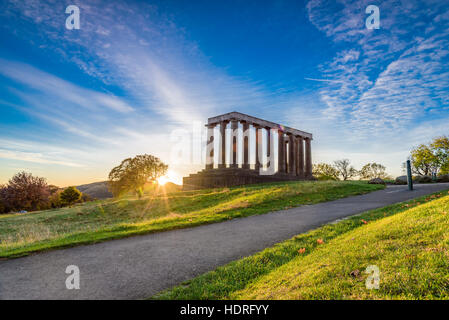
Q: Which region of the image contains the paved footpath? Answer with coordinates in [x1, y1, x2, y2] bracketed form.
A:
[1, 183, 448, 300]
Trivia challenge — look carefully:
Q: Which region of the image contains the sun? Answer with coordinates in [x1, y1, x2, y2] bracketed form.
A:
[157, 170, 181, 186]
[157, 175, 169, 185]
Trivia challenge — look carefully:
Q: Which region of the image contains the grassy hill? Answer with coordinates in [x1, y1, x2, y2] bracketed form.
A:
[0, 180, 381, 259]
[154, 190, 449, 300]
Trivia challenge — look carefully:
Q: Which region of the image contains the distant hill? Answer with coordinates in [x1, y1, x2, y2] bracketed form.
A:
[76, 181, 112, 199]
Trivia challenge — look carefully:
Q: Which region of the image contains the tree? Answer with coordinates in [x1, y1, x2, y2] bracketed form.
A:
[0, 185, 6, 214]
[60, 186, 82, 206]
[359, 163, 389, 180]
[441, 161, 449, 176]
[312, 163, 339, 180]
[48, 185, 60, 195]
[410, 136, 449, 176]
[431, 136, 449, 175]
[1, 172, 50, 212]
[410, 144, 438, 176]
[333, 159, 358, 181]
[48, 190, 62, 208]
[108, 154, 168, 198]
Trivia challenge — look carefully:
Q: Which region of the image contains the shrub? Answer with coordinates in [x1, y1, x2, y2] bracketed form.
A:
[0, 199, 5, 214]
[317, 174, 338, 181]
[395, 176, 408, 185]
[1, 172, 50, 212]
[368, 178, 385, 185]
[81, 193, 94, 202]
[413, 175, 433, 183]
[48, 190, 62, 208]
[437, 174, 449, 183]
[0, 185, 7, 213]
[60, 187, 82, 206]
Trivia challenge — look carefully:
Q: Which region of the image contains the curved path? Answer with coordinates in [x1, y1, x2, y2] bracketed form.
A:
[1, 183, 448, 300]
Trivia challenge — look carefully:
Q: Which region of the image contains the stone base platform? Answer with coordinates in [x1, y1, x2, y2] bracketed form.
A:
[182, 168, 314, 190]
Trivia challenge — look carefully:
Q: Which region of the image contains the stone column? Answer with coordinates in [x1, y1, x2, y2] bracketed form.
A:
[265, 127, 271, 169]
[278, 130, 286, 174]
[218, 121, 228, 169]
[242, 121, 250, 169]
[297, 136, 304, 177]
[230, 120, 239, 168]
[284, 137, 288, 173]
[254, 124, 261, 172]
[205, 124, 215, 170]
[305, 137, 312, 177]
[288, 133, 296, 175]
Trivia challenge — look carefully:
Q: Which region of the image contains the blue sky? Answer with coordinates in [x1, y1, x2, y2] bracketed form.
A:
[1, 0, 448, 186]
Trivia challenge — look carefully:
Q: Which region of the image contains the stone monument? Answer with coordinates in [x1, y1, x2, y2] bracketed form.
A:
[183, 112, 314, 190]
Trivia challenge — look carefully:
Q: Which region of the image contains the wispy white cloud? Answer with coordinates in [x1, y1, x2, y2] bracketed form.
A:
[304, 77, 345, 83]
[1, 0, 270, 127]
[0, 59, 134, 113]
[0, 137, 90, 168]
[306, 0, 449, 139]
[0, 149, 83, 167]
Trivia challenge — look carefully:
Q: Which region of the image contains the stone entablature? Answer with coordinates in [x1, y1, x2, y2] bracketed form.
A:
[207, 112, 312, 139]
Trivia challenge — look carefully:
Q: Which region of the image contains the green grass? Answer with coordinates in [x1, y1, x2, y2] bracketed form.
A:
[0, 180, 382, 259]
[153, 190, 449, 300]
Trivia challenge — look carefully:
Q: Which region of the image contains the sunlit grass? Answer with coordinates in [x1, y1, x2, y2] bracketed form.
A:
[0, 180, 383, 259]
